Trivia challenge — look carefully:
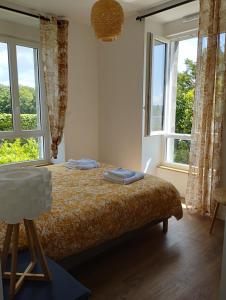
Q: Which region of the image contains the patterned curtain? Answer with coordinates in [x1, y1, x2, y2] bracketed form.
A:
[186, 0, 226, 215]
[40, 17, 69, 159]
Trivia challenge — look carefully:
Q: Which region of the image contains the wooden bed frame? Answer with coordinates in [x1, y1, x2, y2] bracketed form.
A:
[59, 217, 169, 270]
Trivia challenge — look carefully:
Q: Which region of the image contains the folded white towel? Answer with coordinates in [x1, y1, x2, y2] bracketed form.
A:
[68, 159, 97, 166]
[65, 159, 100, 170]
[103, 171, 144, 185]
[65, 163, 99, 170]
[107, 168, 135, 179]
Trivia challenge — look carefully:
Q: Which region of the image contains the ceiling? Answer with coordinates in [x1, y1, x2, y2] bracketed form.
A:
[0, 0, 172, 24]
[150, 1, 199, 23]
[0, 0, 199, 26]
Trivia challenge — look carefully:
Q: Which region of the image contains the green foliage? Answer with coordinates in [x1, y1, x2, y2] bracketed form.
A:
[0, 84, 36, 114]
[174, 59, 196, 164]
[20, 114, 37, 130]
[0, 113, 13, 131]
[0, 138, 39, 164]
[0, 84, 12, 114]
[174, 140, 191, 164]
[175, 59, 196, 134]
[0, 113, 37, 131]
[19, 86, 37, 114]
[0, 114, 38, 164]
[0, 84, 39, 164]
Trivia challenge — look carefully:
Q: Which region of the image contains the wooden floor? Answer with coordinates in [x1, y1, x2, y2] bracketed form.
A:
[71, 211, 224, 300]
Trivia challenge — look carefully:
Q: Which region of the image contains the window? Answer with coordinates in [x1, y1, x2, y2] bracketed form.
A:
[146, 34, 198, 168]
[146, 35, 167, 133]
[0, 37, 49, 165]
[165, 37, 198, 167]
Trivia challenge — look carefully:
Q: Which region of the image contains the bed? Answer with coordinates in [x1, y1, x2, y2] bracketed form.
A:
[0, 163, 183, 261]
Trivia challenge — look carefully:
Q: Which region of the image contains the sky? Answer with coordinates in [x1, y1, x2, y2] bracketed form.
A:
[178, 37, 198, 72]
[0, 37, 198, 90]
[0, 43, 36, 88]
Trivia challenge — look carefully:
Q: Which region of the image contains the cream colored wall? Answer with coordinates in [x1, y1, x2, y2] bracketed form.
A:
[64, 21, 99, 161]
[98, 17, 145, 171]
[156, 167, 188, 197]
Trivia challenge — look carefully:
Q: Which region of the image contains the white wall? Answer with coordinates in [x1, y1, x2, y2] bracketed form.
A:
[98, 17, 145, 171]
[156, 167, 188, 197]
[64, 21, 99, 161]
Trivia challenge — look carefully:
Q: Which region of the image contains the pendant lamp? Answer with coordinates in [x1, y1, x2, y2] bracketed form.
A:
[91, 0, 124, 42]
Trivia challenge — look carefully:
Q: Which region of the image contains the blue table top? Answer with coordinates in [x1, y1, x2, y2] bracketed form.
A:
[3, 251, 91, 300]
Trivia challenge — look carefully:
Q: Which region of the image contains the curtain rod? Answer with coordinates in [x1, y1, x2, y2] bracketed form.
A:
[0, 5, 50, 21]
[136, 0, 197, 21]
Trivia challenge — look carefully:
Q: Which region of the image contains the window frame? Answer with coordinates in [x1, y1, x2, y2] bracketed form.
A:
[145, 33, 169, 136]
[145, 31, 198, 170]
[0, 35, 50, 167]
[163, 33, 198, 170]
[162, 133, 191, 171]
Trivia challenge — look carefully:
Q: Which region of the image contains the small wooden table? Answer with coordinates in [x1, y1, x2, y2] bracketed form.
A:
[3, 251, 91, 300]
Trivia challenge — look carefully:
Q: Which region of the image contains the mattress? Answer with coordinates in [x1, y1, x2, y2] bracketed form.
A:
[0, 164, 183, 260]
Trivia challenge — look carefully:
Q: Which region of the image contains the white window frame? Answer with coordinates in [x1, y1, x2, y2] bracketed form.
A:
[145, 33, 169, 136]
[0, 35, 50, 167]
[163, 33, 198, 170]
[145, 31, 198, 170]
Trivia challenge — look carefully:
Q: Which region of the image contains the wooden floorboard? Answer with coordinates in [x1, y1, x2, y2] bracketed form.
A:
[70, 211, 224, 300]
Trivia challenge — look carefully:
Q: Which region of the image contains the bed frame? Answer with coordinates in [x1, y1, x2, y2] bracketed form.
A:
[59, 217, 169, 270]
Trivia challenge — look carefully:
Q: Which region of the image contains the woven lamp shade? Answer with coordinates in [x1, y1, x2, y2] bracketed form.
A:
[91, 0, 124, 42]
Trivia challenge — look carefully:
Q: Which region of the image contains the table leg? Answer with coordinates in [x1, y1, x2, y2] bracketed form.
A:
[1, 225, 13, 272]
[209, 202, 220, 234]
[9, 224, 19, 300]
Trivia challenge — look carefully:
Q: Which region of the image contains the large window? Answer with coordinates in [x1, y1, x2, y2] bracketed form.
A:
[165, 37, 198, 167]
[0, 37, 49, 165]
[146, 34, 198, 168]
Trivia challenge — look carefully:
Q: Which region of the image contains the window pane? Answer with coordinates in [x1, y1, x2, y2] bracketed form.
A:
[175, 37, 198, 134]
[166, 138, 191, 165]
[0, 42, 13, 131]
[16, 45, 40, 130]
[0, 137, 43, 164]
[150, 40, 166, 131]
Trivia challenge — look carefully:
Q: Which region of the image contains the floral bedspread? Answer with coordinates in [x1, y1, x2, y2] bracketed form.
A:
[0, 164, 183, 260]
